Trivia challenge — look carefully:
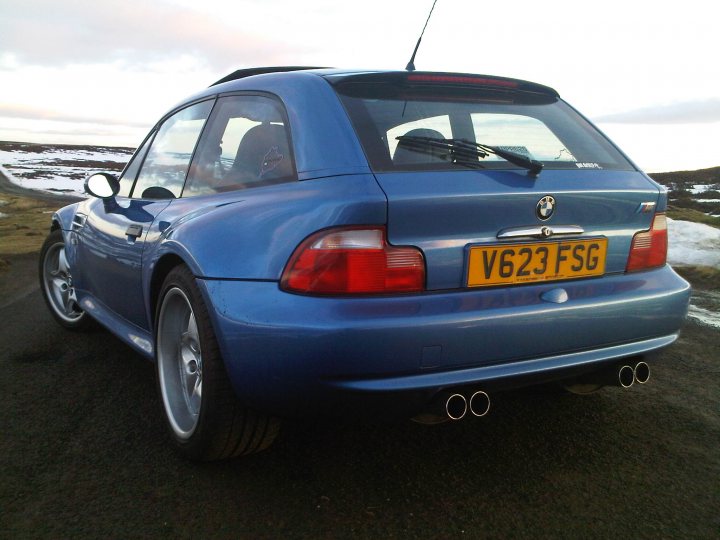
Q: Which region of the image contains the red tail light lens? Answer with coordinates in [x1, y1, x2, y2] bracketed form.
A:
[626, 213, 668, 272]
[281, 227, 425, 294]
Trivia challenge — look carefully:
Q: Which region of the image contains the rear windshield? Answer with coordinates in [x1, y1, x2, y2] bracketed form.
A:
[335, 81, 634, 172]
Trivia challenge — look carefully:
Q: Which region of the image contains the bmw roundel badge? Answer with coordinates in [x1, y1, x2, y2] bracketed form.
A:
[536, 196, 555, 220]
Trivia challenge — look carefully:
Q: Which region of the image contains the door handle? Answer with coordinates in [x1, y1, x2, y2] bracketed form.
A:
[126, 224, 143, 238]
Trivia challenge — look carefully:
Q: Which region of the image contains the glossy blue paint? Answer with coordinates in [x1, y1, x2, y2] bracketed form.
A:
[74, 197, 170, 328]
[374, 169, 662, 289]
[174, 71, 372, 180]
[146, 174, 387, 280]
[77, 290, 154, 357]
[47, 68, 692, 422]
[197, 265, 689, 417]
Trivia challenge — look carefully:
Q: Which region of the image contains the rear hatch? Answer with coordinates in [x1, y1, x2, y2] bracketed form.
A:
[331, 72, 662, 291]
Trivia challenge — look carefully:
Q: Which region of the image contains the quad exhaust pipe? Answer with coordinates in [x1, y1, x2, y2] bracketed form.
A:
[566, 360, 651, 391]
[633, 361, 650, 384]
[412, 389, 491, 424]
[445, 393, 468, 420]
[468, 390, 491, 417]
[414, 360, 650, 424]
[619, 361, 651, 387]
[618, 364, 635, 388]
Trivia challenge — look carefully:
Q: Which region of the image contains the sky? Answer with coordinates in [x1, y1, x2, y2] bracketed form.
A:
[1, 0, 718, 173]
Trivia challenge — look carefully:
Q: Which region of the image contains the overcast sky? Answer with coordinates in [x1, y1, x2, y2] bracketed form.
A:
[1, 0, 718, 172]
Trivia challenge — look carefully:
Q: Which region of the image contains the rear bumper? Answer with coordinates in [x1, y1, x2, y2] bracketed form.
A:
[198, 265, 690, 417]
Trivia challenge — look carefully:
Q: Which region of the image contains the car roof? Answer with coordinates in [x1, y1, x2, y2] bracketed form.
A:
[207, 66, 560, 97]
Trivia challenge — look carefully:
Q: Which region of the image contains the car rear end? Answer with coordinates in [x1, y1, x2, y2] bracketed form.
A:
[207, 70, 690, 419]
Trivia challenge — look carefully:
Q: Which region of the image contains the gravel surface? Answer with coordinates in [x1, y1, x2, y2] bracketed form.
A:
[0, 252, 718, 539]
[1, 178, 718, 538]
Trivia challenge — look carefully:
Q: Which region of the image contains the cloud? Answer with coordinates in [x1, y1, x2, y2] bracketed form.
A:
[0, 104, 150, 128]
[593, 99, 720, 124]
[0, 0, 297, 70]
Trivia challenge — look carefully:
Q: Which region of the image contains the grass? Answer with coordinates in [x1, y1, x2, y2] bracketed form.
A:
[673, 265, 720, 291]
[0, 194, 61, 257]
[667, 205, 720, 229]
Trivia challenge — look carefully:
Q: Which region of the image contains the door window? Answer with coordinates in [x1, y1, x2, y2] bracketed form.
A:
[117, 132, 155, 197]
[132, 100, 214, 199]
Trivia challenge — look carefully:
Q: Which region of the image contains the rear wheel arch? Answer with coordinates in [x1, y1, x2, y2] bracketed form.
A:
[149, 254, 187, 324]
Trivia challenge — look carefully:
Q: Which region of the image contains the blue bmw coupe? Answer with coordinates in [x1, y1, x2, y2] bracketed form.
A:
[40, 67, 690, 460]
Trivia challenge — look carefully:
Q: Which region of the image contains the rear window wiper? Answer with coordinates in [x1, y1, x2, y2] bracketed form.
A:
[395, 135, 543, 176]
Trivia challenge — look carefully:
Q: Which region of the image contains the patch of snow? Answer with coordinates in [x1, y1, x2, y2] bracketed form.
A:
[0, 146, 131, 197]
[667, 219, 720, 269]
[0, 212, 8, 219]
[0, 199, 7, 207]
[687, 304, 720, 330]
[689, 184, 719, 194]
[694, 199, 720, 203]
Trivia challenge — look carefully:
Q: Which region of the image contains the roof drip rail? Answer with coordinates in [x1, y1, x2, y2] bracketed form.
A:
[210, 66, 328, 87]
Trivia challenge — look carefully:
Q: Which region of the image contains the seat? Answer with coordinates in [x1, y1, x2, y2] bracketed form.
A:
[225, 124, 292, 186]
[392, 128, 448, 165]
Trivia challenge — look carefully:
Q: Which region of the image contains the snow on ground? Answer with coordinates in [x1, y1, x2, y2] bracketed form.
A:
[688, 303, 720, 330]
[667, 219, 720, 329]
[667, 219, 720, 269]
[0, 145, 132, 197]
[689, 184, 720, 194]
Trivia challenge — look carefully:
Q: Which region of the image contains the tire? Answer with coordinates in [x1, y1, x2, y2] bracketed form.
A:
[155, 265, 279, 460]
[39, 229, 91, 330]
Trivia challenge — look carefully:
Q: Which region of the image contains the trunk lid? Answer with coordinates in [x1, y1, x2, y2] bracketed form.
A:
[374, 168, 660, 290]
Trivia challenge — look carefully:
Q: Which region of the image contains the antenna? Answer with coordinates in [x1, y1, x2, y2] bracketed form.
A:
[405, 0, 439, 72]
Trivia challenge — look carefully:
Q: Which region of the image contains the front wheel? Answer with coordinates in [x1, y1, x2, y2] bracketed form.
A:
[155, 265, 279, 460]
[39, 229, 90, 330]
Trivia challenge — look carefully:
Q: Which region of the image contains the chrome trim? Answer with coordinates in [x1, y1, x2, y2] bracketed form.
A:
[496, 225, 584, 239]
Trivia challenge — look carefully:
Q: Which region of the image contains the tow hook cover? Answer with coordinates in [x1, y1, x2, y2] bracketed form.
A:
[540, 288, 569, 304]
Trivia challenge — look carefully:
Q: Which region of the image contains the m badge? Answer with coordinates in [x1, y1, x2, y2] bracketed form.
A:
[536, 196, 555, 221]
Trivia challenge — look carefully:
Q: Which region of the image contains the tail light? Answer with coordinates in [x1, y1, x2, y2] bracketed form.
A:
[281, 227, 425, 294]
[626, 213, 667, 272]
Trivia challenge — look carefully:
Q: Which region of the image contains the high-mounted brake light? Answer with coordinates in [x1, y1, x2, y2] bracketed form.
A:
[281, 227, 425, 294]
[406, 74, 519, 88]
[626, 213, 668, 272]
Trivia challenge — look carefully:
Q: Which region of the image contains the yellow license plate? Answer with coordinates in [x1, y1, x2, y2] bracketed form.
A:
[467, 238, 607, 287]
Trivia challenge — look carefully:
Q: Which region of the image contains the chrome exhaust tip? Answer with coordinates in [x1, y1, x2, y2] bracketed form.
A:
[633, 361, 650, 384]
[445, 393, 468, 421]
[468, 390, 491, 417]
[618, 365, 635, 388]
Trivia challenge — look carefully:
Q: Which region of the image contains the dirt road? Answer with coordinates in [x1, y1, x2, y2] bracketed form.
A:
[0, 250, 718, 538]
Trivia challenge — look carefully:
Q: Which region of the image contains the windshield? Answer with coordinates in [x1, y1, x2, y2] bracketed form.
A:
[335, 82, 634, 173]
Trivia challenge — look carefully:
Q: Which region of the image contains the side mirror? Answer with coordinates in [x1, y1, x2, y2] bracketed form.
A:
[85, 173, 120, 199]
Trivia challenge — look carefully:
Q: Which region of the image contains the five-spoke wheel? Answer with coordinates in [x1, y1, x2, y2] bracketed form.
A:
[155, 265, 279, 460]
[157, 287, 203, 439]
[39, 229, 88, 328]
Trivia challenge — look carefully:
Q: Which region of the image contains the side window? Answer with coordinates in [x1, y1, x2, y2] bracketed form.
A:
[183, 95, 296, 197]
[117, 132, 155, 197]
[471, 113, 576, 162]
[132, 100, 214, 199]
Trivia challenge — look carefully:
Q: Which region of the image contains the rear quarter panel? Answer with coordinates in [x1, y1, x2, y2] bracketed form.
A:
[143, 174, 388, 281]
